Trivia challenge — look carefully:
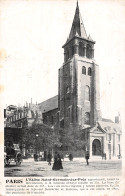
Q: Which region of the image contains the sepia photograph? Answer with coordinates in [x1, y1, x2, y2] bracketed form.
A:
[1, 0, 125, 179]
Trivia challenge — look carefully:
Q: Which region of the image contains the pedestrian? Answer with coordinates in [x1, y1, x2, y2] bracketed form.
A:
[36, 154, 38, 161]
[69, 153, 73, 161]
[34, 154, 36, 161]
[57, 153, 63, 169]
[47, 151, 52, 165]
[52, 151, 58, 170]
[52, 152, 63, 170]
[85, 150, 89, 165]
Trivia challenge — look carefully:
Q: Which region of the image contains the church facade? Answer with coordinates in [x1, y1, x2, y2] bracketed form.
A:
[40, 2, 122, 159]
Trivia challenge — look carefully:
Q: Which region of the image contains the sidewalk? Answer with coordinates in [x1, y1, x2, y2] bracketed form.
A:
[5, 157, 122, 177]
[22, 156, 122, 163]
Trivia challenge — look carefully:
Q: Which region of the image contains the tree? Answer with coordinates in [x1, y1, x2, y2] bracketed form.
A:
[58, 126, 87, 152]
[21, 122, 55, 154]
[21, 121, 88, 157]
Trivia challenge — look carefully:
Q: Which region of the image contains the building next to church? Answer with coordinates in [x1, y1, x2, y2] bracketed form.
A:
[39, 2, 122, 159]
[4, 102, 43, 157]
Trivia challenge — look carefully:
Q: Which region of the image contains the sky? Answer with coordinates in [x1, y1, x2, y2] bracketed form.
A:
[0, 0, 125, 124]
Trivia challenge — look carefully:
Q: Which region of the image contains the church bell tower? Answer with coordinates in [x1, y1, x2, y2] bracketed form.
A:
[58, 1, 101, 129]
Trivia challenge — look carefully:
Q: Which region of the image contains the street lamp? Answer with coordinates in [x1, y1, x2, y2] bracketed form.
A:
[51, 126, 54, 159]
[35, 134, 39, 155]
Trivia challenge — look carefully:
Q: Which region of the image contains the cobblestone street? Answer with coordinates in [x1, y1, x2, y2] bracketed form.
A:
[4, 158, 122, 177]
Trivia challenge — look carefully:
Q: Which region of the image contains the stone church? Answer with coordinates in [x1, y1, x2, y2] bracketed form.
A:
[39, 2, 122, 159]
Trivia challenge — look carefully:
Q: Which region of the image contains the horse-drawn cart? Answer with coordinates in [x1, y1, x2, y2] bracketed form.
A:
[4, 144, 22, 166]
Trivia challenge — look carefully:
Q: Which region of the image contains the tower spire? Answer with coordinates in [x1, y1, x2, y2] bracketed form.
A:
[68, 1, 87, 40]
[77, 0, 78, 8]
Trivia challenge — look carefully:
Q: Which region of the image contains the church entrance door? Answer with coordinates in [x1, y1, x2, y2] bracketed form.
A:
[92, 139, 101, 156]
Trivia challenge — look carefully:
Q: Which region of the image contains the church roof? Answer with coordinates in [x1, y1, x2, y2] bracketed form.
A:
[97, 121, 122, 134]
[68, 1, 87, 40]
[38, 95, 58, 113]
[82, 120, 122, 135]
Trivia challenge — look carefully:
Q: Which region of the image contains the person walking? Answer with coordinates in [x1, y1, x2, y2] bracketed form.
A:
[52, 151, 58, 170]
[52, 152, 63, 170]
[47, 152, 52, 165]
[69, 153, 73, 161]
[85, 150, 89, 165]
[57, 153, 63, 169]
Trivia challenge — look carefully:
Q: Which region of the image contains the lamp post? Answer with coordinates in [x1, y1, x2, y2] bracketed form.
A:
[35, 134, 39, 155]
[51, 126, 54, 159]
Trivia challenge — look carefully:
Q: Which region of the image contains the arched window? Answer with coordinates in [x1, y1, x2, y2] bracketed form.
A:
[85, 85, 90, 101]
[82, 66, 86, 75]
[79, 42, 84, 56]
[86, 45, 92, 59]
[84, 112, 90, 125]
[88, 67, 92, 76]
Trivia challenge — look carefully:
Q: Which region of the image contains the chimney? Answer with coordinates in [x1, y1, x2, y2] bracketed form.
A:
[115, 116, 119, 123]
[115, 112, 121, 124]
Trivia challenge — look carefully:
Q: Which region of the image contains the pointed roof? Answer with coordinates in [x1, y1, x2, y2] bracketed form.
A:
[68, 1, 87, 40]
